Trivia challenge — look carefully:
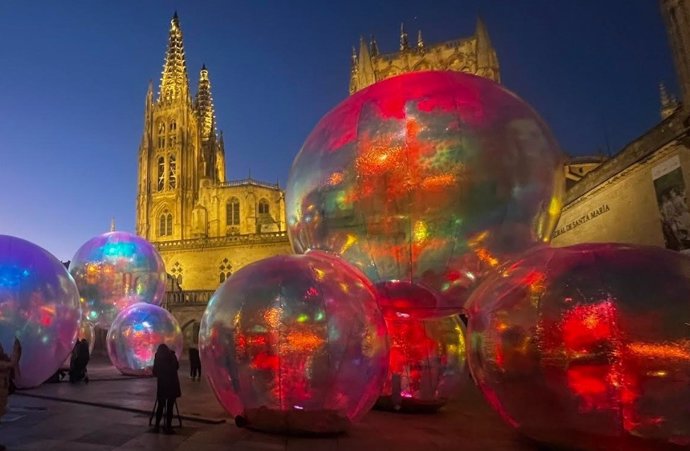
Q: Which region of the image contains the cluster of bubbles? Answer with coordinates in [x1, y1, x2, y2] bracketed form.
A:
[107, 303, 182, 376]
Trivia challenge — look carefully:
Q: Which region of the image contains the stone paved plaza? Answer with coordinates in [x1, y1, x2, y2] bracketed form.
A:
[0, 357, 539, 451]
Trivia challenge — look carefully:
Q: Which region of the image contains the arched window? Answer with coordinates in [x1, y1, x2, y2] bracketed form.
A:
[158, 122, 166, 134]
[226, 197, 240, 226]
[159, 210, 173, 236]
[219, 258, 232, 284]
[258, 198, 269, 215]
[168, 154, 177, 189]
[169, 120, 177, 131]
[157, 156, 165, 191]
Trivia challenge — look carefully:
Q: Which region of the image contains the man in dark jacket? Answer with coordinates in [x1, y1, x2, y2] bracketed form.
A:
[151, 344, 181, 434]
[188, 346, 201, 381]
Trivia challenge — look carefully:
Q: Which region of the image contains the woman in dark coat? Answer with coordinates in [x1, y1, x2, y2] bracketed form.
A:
[151, 344, 181, 434]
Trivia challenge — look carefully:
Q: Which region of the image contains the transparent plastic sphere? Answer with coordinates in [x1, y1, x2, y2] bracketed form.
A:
[287, 71, 565, 319]
[69, 231, 166, 328]
[377, 314, 467, 412]
[465, 243, 690, 450]
[199, 251, 389, 434]
[0, 235, 81, 388]
[106, 303, 182, 376]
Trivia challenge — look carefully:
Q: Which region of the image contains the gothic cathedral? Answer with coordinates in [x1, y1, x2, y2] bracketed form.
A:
[135, 13, 291, 294]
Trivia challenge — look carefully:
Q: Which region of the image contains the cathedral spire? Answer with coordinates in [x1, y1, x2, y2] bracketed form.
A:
[196, 64, 216, 141]
[660, 82, 679, 119]
[400, 23, 409, 51]
[158, 12, 190, 104]
[370, 35, 379, 57]
[417, 30, 424, 50]
[475, 17, 500, 82]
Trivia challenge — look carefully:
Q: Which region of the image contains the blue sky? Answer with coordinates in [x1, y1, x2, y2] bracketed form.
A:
[0, 0, 676, 261]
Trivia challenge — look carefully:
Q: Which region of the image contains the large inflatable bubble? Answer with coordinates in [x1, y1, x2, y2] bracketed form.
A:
[465, 243, 690, 450]
[106, 303, 182, 376]
[377, 315, 466, 412]
[0, 235, 81, 388]
[199, 252, 389, 434]
[69, 231, 166, 328]
[287, 71, 564, 318]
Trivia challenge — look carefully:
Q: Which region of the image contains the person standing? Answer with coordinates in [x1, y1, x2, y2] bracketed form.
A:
[0, 339, 21, 451]
[188, 346, 201, 381]
[151, 344, 181, 434]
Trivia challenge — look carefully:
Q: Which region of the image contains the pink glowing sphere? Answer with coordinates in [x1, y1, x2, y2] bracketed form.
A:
[199, 251, 389, 433]
[377, 315, 467, 412]
[106, 303, 182, 376]
[287, 71, 565, 319]
[69, 231, 166, 328]
[0, 235, 81, 388]
[465, 243, 690, 450]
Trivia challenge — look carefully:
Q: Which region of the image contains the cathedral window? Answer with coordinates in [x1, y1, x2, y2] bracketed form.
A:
[219, 258, 232, 284]
[258, 198, 269, 215]
[159, 210, 173, 236]
[226, 198, 240, 226]
[158, 122, 166, 134]
[157, 156, 165, 191]
[169, 135, 177, 147]
[168, 154, 177, 189]
[158, 136, 165, 149]
[170, 261, 183, 288]
[170, 120, 177, 131]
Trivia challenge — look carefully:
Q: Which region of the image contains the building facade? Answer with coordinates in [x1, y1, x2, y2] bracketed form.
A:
[135, 14, 291, 342]
[349, 20, 500, 94]
[551, 1, 690, 252]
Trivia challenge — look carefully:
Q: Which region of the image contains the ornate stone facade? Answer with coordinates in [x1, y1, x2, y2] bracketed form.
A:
[135, 14, 291, 342]
[349, 19, 500, 94]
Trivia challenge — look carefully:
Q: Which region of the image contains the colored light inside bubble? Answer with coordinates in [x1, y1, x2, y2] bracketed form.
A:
[69, 231, 166, 328]
[0, 235, 81, 388]
[106, 302, 182, 376]
[287, 71, 565, 319]
[465, 243, 690, 448]
[199, 251, 388, 434]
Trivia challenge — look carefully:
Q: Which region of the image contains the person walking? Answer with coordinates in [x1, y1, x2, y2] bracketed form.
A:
[0, 339, 22, 451]
[188, 346, 201, 381]
[151, 344, 181, 434]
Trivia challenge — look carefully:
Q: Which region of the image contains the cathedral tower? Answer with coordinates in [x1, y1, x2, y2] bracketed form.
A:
[136, 13, 226, 242]
[661, 0, 690, 108]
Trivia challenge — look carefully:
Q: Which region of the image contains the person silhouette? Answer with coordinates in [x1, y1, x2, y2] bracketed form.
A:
[0, 339, 21, 451]
[151, 344, 181, 434]
[188, 346, 201, 381]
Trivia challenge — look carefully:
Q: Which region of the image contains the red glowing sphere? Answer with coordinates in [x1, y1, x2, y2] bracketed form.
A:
[465, 243, 690, 450]
[286, 71, 565, 319]
[377, 314, 467, 412]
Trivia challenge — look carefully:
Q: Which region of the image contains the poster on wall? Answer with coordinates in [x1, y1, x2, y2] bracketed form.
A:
[652, 155, 690, 253]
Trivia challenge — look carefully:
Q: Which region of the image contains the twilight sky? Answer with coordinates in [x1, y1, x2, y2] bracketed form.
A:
[0, 0, 676, 261]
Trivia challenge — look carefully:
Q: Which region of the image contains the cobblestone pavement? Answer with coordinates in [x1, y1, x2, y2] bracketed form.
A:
[0, 358, 537, 451]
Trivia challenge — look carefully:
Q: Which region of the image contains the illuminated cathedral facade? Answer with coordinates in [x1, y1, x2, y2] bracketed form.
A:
[135, 13, 290, 300]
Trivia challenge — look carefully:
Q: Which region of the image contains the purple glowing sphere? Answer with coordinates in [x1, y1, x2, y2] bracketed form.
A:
[0, 235, 81, 388]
